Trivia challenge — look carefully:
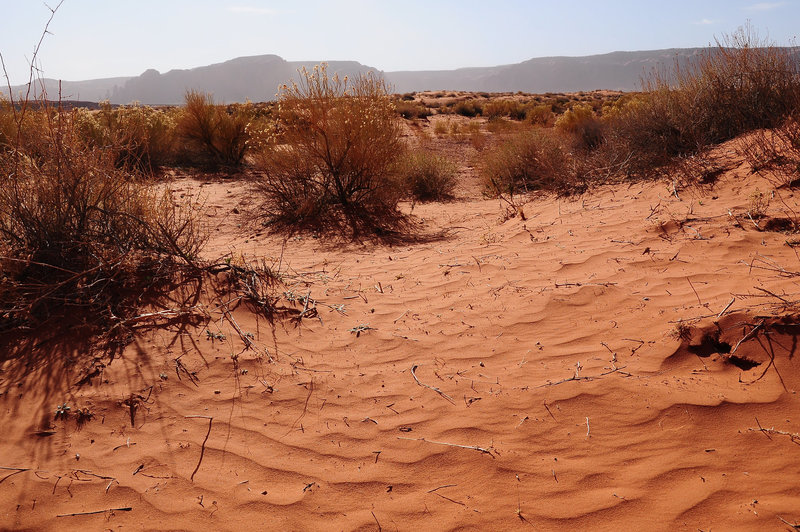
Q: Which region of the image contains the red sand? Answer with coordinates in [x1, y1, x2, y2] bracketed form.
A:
[2, 137, 800, 530]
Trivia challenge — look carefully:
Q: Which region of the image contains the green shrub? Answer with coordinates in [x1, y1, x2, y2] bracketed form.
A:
[398, 151, 457, 202]
[254, 64, 406, 237]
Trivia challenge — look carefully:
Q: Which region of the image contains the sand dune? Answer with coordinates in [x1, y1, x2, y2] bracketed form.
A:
[2, 137, 800, 530]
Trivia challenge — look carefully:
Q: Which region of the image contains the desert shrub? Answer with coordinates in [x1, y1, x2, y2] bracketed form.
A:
[470, 128, 487, 151]
[74, 102, 179, 173]
[741, 113, 800, 187]
[0, 100, 205, 334]
[483, 99, 526, 120]
[0, 98, 16, 148]
[486, 116, 519, 134]
[463, 121, 486, 150]
[398, 151, 457, 202]
[607, 24, 800, 178]
[433, 120, 449, 136]
[0, 102, 50, 161]
[176, 91, 251, 168]
[555, 103, 606, 150]
[480, 129, 577, 197]
[395, 99, 432, 120]
[526, 104, 556, 126]
[670, 24, 800, 143]
[453, 99, 483, 117]
[254, 64, 406, 237]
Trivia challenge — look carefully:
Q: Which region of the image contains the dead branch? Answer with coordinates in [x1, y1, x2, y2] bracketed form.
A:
[185, 415, 213, 482]
[731, 319, 765, 354]
[57, 507, 132, 517]
[398, 436, 494, 457]
[411, 364, 455, 404]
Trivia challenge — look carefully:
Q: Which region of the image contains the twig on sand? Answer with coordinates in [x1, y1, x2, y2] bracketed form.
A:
[543, 401, 557, 421]
[755, 286, 790, 304]
[427, 484, 457, 493]
[117, 306, 205, 328]
[778, 516, 800, 529]
[748, 425, 800, 445]
[57, 507, 132, 517]
[0, 466, 30, 484]
[371, 510, 382, 531]
[645, 200, 662, 220]
[393, 309, 410, 323]
[555, 281, 617, 288]
[185, 415, 213, 482]
[731, 319, 765, 355]
[398, 436, 494, 457]
[717, 296, 736, 318]
[433, 492, 467, 506]
[538, 365, 629, 387]
[411, 364, 455, 405]
[221, 304, 255, 350]
[686, 277, 703, 306]
[755, 417, 772, 440]
[290, 380, 314, 433]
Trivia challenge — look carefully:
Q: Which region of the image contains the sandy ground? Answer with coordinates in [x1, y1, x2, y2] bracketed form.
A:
[2, 135, 800, 531]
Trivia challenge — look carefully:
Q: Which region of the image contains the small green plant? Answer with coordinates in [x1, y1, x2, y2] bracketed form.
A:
[206, 330, 226, 341]
[55, 402, 71, 419]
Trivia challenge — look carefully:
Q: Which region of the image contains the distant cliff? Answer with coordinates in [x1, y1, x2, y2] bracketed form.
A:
[4, 47, 798, 105]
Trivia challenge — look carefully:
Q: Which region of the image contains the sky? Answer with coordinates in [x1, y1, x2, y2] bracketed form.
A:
[1, 0, 798, 85]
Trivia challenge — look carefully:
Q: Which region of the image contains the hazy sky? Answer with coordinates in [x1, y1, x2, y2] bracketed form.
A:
[1, 0, 798, 84]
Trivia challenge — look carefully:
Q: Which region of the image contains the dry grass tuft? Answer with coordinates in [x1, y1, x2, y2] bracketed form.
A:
[397, 151, 457, 203]
[480, 129, 576, 198]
